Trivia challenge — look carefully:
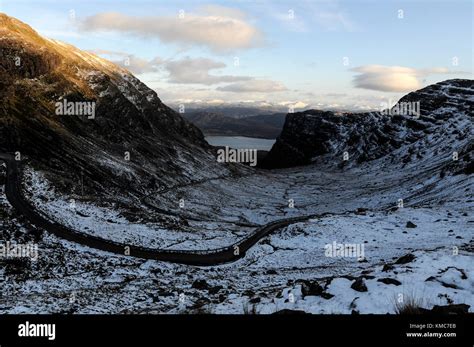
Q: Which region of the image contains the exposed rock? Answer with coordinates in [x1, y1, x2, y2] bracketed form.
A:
[406, 221, 417, 228]
[242, 289, 255, 297]
[349, 297, 359, 310]
[249, 297, 261, 304]
[191, 279, 210, 290]
[377, 278, 402, 286]
[382, 264, 394, 272]
[298, 280, 334, 299]
[440, 282, 461, 289]
[350, 277, 368, 292]
[208, 285, 224, 295]
[218, 294, 226, 303]
[395, 254, 416, 264]
[299, 280, 323, 296]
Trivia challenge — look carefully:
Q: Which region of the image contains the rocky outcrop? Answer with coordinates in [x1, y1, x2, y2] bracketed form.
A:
[350, 277, 368, 292]
[261, 80, 473, 169]
[395, 254, 416, 264]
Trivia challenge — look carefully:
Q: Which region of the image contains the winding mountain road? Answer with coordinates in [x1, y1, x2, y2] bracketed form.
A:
[0, 153, 318, 266]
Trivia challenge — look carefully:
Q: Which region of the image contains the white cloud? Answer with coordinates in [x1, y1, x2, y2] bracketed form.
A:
[80, 7, 263, 52]
[351, 65, 466, 92]
[217, 79, 287, 93]
[118, 56, 163, 74]
[88, 50, 163, 74]
[165, 57, 251, 85]
[88, 52, 256, 84]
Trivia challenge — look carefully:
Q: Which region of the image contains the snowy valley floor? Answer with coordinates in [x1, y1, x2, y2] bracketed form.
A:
[0, 149, 472, 314]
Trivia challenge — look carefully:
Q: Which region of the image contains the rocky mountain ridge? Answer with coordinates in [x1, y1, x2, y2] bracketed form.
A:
[0, 13, 241, 197]
[261, 79, 473, 173]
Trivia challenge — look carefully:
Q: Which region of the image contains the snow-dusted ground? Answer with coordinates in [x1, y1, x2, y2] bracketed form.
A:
[21, 167, 253, 250]
[210, 209, 473, 314]
[0, 198, 471, 314]
[0, 137, 472, 314]
[236, 246, 474, 314]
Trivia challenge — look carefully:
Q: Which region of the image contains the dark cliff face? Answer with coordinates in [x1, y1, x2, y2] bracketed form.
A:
[0, 14, 237, 195]
[261, 80, 473, 170]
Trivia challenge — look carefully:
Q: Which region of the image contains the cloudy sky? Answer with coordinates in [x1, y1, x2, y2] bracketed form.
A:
[1, 0, 472, 111]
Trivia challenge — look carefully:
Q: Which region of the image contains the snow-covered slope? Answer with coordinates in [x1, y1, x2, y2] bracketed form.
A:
[262, 79, 473, 172]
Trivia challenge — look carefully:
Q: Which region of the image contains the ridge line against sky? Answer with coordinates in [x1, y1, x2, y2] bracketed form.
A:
[1, 0, 472, 111]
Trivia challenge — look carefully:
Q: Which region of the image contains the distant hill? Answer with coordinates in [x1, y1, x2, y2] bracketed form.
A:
[183, 111, 286, 139]
[177, 105, 286, 119]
